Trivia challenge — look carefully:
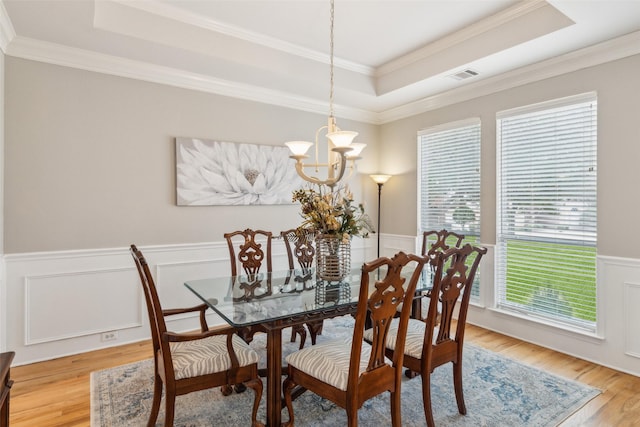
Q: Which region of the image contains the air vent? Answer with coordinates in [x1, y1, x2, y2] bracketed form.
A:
[449, 69, 479, 80]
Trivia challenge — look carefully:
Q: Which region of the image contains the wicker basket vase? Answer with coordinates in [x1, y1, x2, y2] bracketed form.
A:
[316, 234, 351, 282]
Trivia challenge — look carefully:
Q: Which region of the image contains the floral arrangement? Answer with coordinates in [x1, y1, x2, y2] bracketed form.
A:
[292, 184, 374, 243]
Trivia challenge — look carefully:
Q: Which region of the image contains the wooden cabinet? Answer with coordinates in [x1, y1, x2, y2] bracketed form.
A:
[0, 352, 15, 427]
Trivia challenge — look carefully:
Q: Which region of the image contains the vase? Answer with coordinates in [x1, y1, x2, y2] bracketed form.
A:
[316, 234, 351, 282]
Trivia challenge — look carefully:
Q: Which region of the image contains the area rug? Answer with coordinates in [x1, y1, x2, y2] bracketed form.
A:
[91, 317, 600, 426]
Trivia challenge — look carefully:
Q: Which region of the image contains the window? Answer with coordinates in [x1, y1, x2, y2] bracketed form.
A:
[496, 93, 597, 332]
[418, 119, 481, 297]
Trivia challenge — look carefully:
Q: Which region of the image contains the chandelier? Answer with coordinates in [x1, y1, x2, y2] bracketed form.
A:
[285, 0, 365, 189]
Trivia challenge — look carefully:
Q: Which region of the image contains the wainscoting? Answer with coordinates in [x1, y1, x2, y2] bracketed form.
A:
[3, 235, 640, 378]
[3, 237, 380, 365]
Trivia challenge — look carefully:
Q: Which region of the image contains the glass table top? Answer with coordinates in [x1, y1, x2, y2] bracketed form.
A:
[184, 267, 434, 328]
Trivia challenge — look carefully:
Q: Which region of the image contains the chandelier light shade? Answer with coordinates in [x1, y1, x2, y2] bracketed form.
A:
[284, 141, 313, 156]
[284, 0, 364, 189]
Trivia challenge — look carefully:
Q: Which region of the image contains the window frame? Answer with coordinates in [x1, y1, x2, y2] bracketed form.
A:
[495, 92, 598, 334]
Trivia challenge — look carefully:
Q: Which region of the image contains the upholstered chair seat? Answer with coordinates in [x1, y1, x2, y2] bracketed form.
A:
[285, 337, 391, 391]
[170, 334, 260, 380]
[364, 318, 437, 360]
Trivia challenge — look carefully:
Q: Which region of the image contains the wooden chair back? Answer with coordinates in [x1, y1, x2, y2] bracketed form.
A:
[130, 244, 171, 366]
[418, 243, 487, 426]
[224, 229, 273, 277]
[353, 252, 427, 388]
[280, 228, 315, 271]
[421, 229, 465, 264]
[282, 251, 427, 427]
[280, 228, 320, 347]
[426, 244, 486, 364]
[130, 244, 264, 427]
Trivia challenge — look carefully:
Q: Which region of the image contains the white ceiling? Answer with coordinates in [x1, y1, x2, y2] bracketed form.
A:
[2, 0, 640, 123]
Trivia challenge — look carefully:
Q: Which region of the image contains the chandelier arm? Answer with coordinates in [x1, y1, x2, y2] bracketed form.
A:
[291, 148, 348, 190]
[314, 125, 329, 173]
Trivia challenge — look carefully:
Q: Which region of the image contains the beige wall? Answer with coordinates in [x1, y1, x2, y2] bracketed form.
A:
[379, 54, 640, 259]
[6, 54, 640, 257]
[4, 58, 380, 253]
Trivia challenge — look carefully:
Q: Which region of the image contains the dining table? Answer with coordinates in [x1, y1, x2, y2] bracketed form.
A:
[184, 266, 433, 427]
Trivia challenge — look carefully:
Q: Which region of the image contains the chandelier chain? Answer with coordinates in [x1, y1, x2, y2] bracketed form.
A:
[329, 0, 334, 119]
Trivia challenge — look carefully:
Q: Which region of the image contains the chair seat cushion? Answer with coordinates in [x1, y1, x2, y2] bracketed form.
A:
[363, 318, 435, 359]
[170, 334, 259, 380]
[285, 337, 390, 391]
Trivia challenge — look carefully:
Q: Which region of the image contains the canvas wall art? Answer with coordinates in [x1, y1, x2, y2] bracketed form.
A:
[175, 137, 305, 206]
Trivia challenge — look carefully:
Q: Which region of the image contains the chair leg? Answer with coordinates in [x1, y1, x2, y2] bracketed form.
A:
[282, 376, 296, 427]
[147, 375, 162, 427]
[245, 377, 265, 427]
[292, 325, 307, 349]
[421, 372, 435, 427]
[453, 361, 467, 415]
[163, 390, 176, 427]
[390, 389, 402, 427]
[346, 400, 359, 427]
[306, 320, 324, 346]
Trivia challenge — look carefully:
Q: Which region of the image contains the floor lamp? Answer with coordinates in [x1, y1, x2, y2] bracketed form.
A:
[370, 174, 392, 258]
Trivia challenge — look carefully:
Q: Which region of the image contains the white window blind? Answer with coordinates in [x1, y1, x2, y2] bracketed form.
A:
[418, 119, 481, 299]
[418, 119, 481, 238]
[496, 93, 597, 331]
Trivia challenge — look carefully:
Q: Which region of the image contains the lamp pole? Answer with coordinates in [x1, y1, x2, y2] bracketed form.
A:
[369, 175, 392, 258]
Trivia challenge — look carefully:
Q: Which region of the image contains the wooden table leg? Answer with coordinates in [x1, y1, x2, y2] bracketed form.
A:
[265, 327, 283, 427]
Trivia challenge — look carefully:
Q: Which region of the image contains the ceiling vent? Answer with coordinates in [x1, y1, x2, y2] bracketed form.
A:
[449, 69, 479, 80]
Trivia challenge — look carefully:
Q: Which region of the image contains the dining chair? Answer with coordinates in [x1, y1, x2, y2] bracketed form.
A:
[421, 229, 465, 260]
[280, 228, 323, 348]
[130, 245, 264, 427]
[366, 243, 486, 427]
[282, 251, 427, 427]
[224, 228, 306, 345]
[412, 229, 466, 320]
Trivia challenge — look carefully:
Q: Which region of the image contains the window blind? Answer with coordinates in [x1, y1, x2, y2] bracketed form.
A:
[418, 119, 481, 299]
[418, 119, 481, 238]
[496, 93, 597, 331]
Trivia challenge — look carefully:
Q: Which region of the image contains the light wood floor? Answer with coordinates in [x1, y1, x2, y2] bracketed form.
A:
[7, 324, 640, 427]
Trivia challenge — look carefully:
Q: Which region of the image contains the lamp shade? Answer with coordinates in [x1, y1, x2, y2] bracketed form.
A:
[326, 130, 358, 147]
[285, 141, 313, 156]
[370, 174, 392, 185]
[346, 143, 366, 159]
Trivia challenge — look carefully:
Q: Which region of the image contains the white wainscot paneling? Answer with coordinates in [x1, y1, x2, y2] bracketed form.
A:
[380, 234, 418, 258]
[156, 259, 221, 322]
[624, 281, 640, 358]
[25, 267, 142, 345]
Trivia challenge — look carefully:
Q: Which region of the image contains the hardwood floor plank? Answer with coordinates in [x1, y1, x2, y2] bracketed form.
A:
[8, 326, 640, 426]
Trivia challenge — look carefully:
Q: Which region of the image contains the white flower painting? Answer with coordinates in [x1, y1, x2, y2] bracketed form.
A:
[176, 137, 304, 206]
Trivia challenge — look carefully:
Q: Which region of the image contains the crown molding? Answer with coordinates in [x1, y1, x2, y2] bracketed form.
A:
[5, 36, 378, 124]
[3, 24, 639, 126]
[107, 0, 373, 76]
[0, 0, 15, 54]
[376, 0, 551, 77]
[377, 30, 640, 124]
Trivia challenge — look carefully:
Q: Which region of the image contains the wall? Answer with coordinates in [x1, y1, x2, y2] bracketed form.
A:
[4, 53, 640, 376]
[0, 50, 5, 351]
[3, 57, 380, 364]
[4, 57, 380, 253]
[379, 53, 640, 376]
[379, 54, 640, 259]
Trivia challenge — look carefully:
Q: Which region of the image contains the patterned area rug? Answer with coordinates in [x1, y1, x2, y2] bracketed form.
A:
[91, 317, 599, 426]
